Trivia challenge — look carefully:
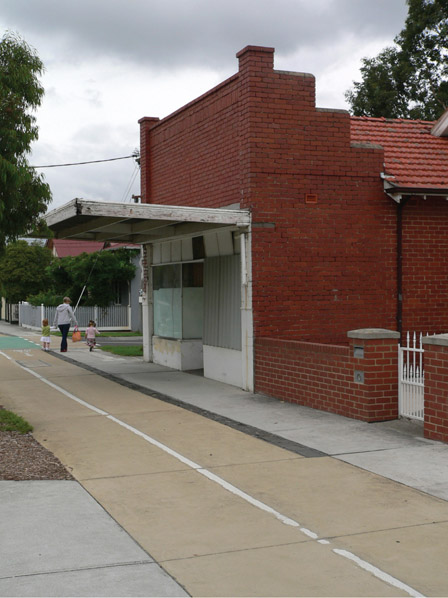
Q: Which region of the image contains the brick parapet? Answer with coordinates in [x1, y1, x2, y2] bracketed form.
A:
[138, 117, 159, 204]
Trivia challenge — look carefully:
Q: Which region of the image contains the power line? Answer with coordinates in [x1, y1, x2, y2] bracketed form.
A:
[121, 163, 140, 203]
[31, 153, 139, 168]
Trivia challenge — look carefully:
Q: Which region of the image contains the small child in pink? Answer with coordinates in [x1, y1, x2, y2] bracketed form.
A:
[86, 320, 100, 351]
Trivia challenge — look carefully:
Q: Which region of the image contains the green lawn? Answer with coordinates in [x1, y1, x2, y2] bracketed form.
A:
[51, 331, 141, 337]
[99, 345, 143, 357]
[98, 331, 142, 337]
[0, 407, 33, 434]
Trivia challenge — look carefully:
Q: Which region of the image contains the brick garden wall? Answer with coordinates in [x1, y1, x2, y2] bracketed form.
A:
[255, 331, 399, 423]
[422, 336, 448, 443]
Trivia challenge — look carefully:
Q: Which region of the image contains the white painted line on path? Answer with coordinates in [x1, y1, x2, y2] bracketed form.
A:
[196, 468, 301, 528]
[106, 415, 203, 470]
[0, 352, 108, 416]
[107, 416, 301, 528]
[1, 350, 425, 598]
[333, 549, 425, 597]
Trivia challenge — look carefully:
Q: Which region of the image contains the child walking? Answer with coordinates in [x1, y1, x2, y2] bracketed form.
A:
[86, 320, 100, 351]
[41, 318, 51, 351]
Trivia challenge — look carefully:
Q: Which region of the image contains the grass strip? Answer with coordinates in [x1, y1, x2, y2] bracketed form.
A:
[0, 407, 33, 434]
[99, 345, 143, 357]
[51, 331, 141, 337]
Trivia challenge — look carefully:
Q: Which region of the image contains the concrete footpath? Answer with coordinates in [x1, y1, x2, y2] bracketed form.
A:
[8, 321, 446, 501]
[1, 321, 448, 597]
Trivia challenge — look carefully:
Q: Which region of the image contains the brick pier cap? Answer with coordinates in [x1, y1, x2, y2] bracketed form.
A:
[422, 334, 448, 347]
[347, 329, 401, 340]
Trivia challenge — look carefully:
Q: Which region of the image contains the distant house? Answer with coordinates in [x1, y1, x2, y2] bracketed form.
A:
[46, 238, 142, 332]
[46, 239, 104, 258]
[104, 242, 143, 333]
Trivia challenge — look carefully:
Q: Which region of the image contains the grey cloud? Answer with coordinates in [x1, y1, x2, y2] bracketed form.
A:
[31, 119, 140, 204]
[84, 88, 103, 108]
[3, 0, 408, 210]
[34, 149, 140, 206]
[1, 0, 408, 71]
[70, 122, 132, 148]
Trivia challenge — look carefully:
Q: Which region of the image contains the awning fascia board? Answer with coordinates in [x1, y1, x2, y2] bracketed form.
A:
[45, 199, 251, 243]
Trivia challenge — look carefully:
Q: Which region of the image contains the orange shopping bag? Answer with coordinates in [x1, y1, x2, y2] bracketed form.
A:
[72, 326, 81, 342]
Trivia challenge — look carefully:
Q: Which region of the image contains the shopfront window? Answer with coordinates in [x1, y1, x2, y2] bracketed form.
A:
[153, 262, 203, 339]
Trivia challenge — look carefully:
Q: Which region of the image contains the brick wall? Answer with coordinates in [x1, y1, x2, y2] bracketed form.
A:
[139, 75, 241, 208]
[402, 196, 448, 335]
[422, 335, 448, 443]
[255, 330, 399, 422]
[238, 48, 397, 344]
[140, 45, 398, 345]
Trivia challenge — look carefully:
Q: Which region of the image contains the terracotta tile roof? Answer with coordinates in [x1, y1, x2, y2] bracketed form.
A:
[49, 240, 104, 257]
[350, 116, 448, 191]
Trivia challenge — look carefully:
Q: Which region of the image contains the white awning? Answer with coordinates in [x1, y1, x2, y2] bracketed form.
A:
[45, 199, 251, 243]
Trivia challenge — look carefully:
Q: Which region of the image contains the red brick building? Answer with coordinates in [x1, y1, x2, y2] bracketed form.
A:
[140, 46, 448, 343]
[46, 45, 448, 428]
[137, 44, 448, 374]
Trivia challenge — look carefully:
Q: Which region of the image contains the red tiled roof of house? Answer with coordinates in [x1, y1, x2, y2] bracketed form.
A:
[50, 240, 104, 257]
[350, 116, 448, 191]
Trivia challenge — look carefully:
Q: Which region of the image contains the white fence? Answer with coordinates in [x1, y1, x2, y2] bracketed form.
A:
[399, 331, 424, 421]
[19, 303, 131, 331]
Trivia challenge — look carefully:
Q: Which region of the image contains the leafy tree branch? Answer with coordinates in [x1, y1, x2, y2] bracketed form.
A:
[346, 0, 448, 120]
[0, 32, 52, 251]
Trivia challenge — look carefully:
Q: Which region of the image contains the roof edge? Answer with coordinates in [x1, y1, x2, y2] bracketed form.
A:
[385, 184, 448, 196]
[431, 108, 448, 137]
[138, 72, 239, 131]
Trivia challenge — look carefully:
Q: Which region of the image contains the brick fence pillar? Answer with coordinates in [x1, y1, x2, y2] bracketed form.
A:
[347, 329, 401, 422]
[421, 334, 448, 443]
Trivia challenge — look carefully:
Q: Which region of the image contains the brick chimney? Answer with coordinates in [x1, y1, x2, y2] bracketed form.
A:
[236, 45, 275, 75]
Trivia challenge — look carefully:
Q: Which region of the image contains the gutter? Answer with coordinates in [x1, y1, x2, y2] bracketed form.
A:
[381, 175, 448, 203]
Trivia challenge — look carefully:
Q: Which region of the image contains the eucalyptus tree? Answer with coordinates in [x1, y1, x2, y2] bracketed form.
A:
[0, 31, 51, 251]
[346, 0, 448, 120]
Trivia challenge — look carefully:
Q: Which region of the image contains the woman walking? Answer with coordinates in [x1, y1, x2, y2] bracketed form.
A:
[52, 297, 78, 352]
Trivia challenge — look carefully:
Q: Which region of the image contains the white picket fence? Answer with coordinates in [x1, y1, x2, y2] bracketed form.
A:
[19, 302, 131, 331]
[398, 331, 424, 421]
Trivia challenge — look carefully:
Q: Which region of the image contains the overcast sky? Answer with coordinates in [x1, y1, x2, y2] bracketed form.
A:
[1, 0, 409, 211]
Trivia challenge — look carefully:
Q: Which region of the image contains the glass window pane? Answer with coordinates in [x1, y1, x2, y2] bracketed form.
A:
[153, 264, 182, 338]
[182, 262, 203, 287]
[182, 263, 203, 339]
[153, 262, 204, 340]
[153, 264, 181, 290]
